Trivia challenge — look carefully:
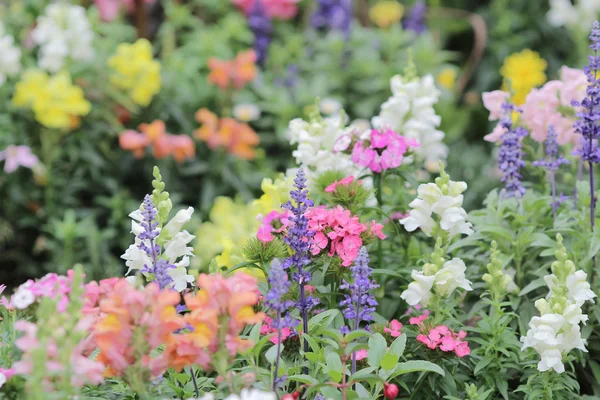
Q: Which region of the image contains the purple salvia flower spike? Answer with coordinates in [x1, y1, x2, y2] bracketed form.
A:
[248, 0, 272, 66]
[498, 103, 527, 198]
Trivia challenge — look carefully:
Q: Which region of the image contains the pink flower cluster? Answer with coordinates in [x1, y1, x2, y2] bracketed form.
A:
[351, 129, 419, 173]
[483, 66, 587, 145]
[232, 0, 299, 19]
[260, 315, 292, 344]
[384, 319, 403, 337]
[13, 319, 105, 389]
[307, 206, 386, 266]
[325, 176, 361, 193]
[94, 0, 154, 22]
[82, 277, 120, 316]
[10, 272, 75, 312]
[409, 312, 470, 357]
[257, 209, 292, 243]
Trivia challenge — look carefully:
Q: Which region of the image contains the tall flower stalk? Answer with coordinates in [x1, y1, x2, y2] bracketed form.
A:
[498, 103, 528, 198]
[248, 0, 272, 66]
[339, 247, 378, 373]
[573, 21, 600, 230]
[265, 259, 298, 391]
[282, 169, 318, 372]
[532, 126, 569, 222]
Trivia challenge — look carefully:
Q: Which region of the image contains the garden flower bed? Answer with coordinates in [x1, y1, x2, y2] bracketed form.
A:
[3, 1, 600, 399]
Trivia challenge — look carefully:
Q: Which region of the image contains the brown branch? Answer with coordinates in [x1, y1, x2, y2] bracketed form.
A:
[134, 0, 147, 39]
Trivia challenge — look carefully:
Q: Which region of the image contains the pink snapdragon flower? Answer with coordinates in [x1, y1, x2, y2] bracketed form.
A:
[415, 324, 470, 358]
[351, 129, 419, 173]
[325, 176, 361, 193]
[260, 316, 292, 344]
[307, 206, 385, 266]
[94, 0, 155, 22]
[256, 209, 292, 243]
[0, 145, 39, 174]
[384, 319, 403, 337]
[232, 0, 299, 19]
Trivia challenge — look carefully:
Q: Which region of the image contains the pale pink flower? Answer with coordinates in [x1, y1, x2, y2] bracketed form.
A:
[482, 90, 510, 121]
[0, 145, 39, 174]
[384, 319, 403, 337]
[354, 349, 368, 361]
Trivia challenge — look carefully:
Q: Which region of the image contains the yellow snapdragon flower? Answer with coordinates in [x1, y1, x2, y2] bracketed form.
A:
[500, 49, 547, 105]
[12, 70, 91, 130]
[251, 174, 294, 216]
[108, 39, 161, 107]
[369, 1, 404, 29]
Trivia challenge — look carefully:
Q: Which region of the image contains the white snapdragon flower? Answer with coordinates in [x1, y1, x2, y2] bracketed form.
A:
[319, 98, 343, 115]
[11, 287, 35, 309]
[400, 173, 472, 238]
[0, 22, 21, 87]
[400, 270, 435, 306]
[547, 0, 600, 29]
[433, 258, 473, 296]
[566, 270, 596, 305]
[122, 199, 195, 292]
[373, 74, 448, 166]
[32, 3, 94, 72]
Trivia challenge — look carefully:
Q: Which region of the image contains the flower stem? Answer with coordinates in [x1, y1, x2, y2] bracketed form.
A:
[551, 170, 557, 223]
[300, 284, 309, 375]
[375, 173, 383, 271]
[273, 311, 283, 392]
[590, 160, 595, 231]
[189, 367, 199, 398]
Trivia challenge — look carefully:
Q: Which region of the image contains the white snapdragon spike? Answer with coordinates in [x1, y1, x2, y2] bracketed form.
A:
[32, 3, 94, 72]
[400, 270, 435, 306]
[372, 74, 448, 167]
[400, 166, 473, 238]
[433, 258, 473, 296]
[547, 0, 600, 29]
[287, 113, 362, 183]
[521, 236, 596, 373]
[121, 200, 195, 292]
[0, 22, 21, 87]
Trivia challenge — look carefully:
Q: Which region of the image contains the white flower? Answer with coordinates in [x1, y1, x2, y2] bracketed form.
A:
[537, 348, 565, 373]
[168, 265, 195, 292]
[547, 0, 600, 28]
[32, 3, 94, 72]
[521, 313, 564, 351]
[0, 372, 6, 389]
[319, 98, 343, 115]
[373, 74, 448, 166]
[400, 270, 435, 306]
[566, 270, 596, 306]
[163, 207, 194, 238]
[433, 258, 472, 296]
[164, 231, 195, 262]
[0, 22, 21, 87]
[121, 243, 152, 274]
[400, 199, 435, 235]
[12, 287, 35, 309]
[233, 103, 261, 122]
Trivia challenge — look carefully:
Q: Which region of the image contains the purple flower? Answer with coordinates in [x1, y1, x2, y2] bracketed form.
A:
[403, 1, 427, 35]
[498, 103, 527, 198]
[138, 195, 175, 289]
[0, 145, 39, 173]
[340, 247, 379, 332]
[266, 259, 298, 328]
[248, 0, 272, 66]
[311, 0, 353, 39]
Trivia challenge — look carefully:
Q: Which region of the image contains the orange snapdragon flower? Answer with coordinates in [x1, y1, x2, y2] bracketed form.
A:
[194, 109, 260, 160]
[119, 119, 196, 162]
[207, 50, 257, 90]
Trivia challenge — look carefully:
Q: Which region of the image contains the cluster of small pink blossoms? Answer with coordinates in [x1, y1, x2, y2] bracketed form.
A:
[324, 176, 361, 193]
[257, 209, 292, 243]
[410, 313, 470, 357]
[351, 128, 420, 173]
[307, 205, 385, 266]
[8, 272, 75, 312]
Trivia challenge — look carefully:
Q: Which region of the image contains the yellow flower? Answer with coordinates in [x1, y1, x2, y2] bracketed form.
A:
[369, 1, 404, 29]
[108, 39, 161, 107]
[12, 70, 91, 130]
[251, 175, 294, 216]
[500, 49, 547, 105]
[437, 67, 457, 90]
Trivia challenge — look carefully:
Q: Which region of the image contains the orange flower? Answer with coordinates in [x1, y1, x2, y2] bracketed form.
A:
[164, 334, 212, 372]
[139, 120, 166, 143]
[169, 135, 196, 162]
[206, 50, 257, 90]
[232, 50, 257, 89]
[194, 109, 260, 160]
[119, 130, 150, 158]
[207, 58, 234, 89]
[152, 134, 173, 159]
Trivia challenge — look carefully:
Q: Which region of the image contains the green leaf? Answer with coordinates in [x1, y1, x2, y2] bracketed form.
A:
[367, 333, 387, 368]
[288, 374, 318, 385]
[344, 329, 371, 343]
[381, 353, 399, 371]
[519, 278, 546, 296]
[265, 344, 283, 364]
[390, 361, 445, 379]
[308, 309, 341, 333]
[474, 357, 493, 375]
[389, 334, 406, 357]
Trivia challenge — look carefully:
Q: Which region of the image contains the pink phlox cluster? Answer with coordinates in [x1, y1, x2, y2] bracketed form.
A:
[483, 67, 587, 145]
[260, 315, 292, 344]
[351, 128, 420, 173]
[257, 209, 293, 243]
[232, 0, 299, 19]
[13, 272, 75, 312]
[307, 206, 385, 266]
[384, 319, 403, 337]
[354, 349, 368, 361]
[12, 320, 104, 388]
[416, 325, 470, 357]
[0, 285, 13, 311]
[408, 309, 430, 325]
[325, 176, 361, 193]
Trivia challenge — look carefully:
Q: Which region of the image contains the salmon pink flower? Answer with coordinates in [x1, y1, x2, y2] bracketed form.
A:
[384, 319, 403, 337]
[232, 0, 299, 19]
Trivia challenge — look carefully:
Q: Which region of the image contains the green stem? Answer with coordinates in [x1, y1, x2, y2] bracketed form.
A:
[376, 173, 383, 271]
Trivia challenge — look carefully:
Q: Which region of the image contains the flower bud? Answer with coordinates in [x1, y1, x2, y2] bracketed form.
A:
[384, 383, 399, 399]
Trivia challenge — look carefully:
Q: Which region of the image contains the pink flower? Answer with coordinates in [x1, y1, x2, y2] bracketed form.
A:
[483, 123, 506, 142]
[325, 176, 357, 193]
[455, 341, 471, 357]
[384, 319, 403, 337]
[232, 0, 299, 19]
[0, 145, 39, 174]
[409, 313, 428, 326]
[257, 210, 292, 243]
[559, 66, 587, 106]
[354, 349, 368, 360]
[367, 220, 386, 240]
[352, 129, 418, 172]
[260, 316, 292, 344]
[482, 90, 510, 121]
[414, 323, 470, 358]
[94, 0, 154, 22]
